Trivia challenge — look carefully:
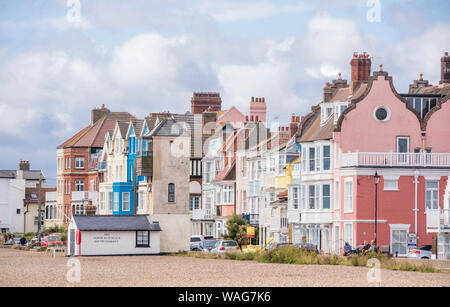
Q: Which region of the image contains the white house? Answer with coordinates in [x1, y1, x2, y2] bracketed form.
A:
[68, 215, 161, 256]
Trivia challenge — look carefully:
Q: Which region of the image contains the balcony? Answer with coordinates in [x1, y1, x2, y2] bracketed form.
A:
[71, 191, 98, 203]
[191, 208, 213, 220]
[136, 156, 153, 177]
[341, 152, 450, 168]
[270, 216, 288, 232]
[426, 209, 450, 233]
[300, 210, 332, 224]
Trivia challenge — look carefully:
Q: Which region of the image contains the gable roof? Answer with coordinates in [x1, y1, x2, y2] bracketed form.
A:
[58, 112, 135, 149]
[73, 215, 161, 231]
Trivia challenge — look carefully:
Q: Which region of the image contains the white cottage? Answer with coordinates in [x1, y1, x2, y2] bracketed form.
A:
[68, 215, 161, 256]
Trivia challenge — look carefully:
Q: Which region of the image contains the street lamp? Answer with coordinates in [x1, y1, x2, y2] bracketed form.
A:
[373, 171, 380, 249]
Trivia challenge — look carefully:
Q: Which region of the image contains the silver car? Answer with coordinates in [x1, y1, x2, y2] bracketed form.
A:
[407, 245, 432, 259]
[211, 240, 240, 253]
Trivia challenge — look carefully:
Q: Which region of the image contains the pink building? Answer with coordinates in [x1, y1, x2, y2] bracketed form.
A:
[296, 53, 450, 258]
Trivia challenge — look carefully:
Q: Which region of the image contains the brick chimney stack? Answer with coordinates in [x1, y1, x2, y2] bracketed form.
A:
[91, 104, 111, 124]
[19, 160, 30, 171]
[440, 52, 450, 84]
[191, 92, 222, 114]
[350, 52, 371, 92]
[249, 96, 267, 123]
[289, 114, 300, 138]
[323, 82, 333, 102]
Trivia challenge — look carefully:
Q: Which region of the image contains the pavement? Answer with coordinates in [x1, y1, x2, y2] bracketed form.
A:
[1, 248, 449, 287]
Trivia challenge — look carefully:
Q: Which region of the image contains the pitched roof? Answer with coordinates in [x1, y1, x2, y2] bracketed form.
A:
[73, 215, 161, 231]
[213, 160, 236, 182]
[58, 112, 135, 149]
[417, 83, 450, 96]
[0, 170, 16, 178]
[152, 118, 190, 137]
[299, 114, 334, 142]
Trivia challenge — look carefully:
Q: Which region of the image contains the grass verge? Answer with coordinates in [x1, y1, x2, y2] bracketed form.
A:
[173, 246, 440, 273]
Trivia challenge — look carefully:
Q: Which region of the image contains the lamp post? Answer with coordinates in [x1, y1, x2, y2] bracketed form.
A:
[373, 171, 380, 249]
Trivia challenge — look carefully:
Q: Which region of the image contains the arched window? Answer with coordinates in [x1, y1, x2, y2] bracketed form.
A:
[168, 183, 175, 202]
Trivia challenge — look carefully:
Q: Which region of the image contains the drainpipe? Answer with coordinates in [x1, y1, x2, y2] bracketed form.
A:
[414, 170, 419, 237]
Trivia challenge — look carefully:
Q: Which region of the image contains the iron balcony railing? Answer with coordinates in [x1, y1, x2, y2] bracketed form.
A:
[341, 152, 450, 168]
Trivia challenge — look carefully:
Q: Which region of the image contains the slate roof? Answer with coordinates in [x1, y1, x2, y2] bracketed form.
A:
[73, 215, 162, 231]
[152, 118, 190, 137]
[0, 170, 16, 178]
[416, 83, 450, 96]
[0, 170, 45, 180]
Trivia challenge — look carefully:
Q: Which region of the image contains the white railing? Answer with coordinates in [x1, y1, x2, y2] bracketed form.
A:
[426, 209, 450, 233]
[191, 208, 213, 220]
[71, 191, 98, 202]
[341, 152, 450, 168]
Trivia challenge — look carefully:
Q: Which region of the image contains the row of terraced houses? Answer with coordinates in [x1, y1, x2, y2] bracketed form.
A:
[47, 52, 450, 258]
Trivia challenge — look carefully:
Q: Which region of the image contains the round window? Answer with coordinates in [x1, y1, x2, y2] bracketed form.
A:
[373, 106, 390, 122]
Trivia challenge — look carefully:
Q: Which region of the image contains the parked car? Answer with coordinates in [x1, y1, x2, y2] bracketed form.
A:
[202, 239, 218, 252]
[190, 235, 214, 251]
[26, 238, 39, 247]
[41, 235, 63, 247]
[407, 245, 432, 259]
[211, 240, 240, 253]
[4, 239, 14, 246]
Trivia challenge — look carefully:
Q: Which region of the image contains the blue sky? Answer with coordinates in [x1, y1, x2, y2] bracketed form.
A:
[0, 0, 449, 186]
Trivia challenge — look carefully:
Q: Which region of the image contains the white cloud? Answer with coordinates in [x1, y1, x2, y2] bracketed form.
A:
[202, 1, 310, 23]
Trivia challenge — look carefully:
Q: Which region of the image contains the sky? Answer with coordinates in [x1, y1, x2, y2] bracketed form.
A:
[0, 0, 449, 186]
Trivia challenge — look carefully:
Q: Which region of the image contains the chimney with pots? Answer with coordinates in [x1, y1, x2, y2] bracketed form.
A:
[19, 160, 30, 171]
[249, 96, 267, 123]
[323, 82, 333, 102]
[289, 114, 299, 138]
[350, 52, 371, 93]
[91, 104, 111, 124]
[440, 52, 450, 84]
[191, 92, 222, 114]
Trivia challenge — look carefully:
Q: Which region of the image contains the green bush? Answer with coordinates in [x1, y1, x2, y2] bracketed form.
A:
[43, 225, 67, 234]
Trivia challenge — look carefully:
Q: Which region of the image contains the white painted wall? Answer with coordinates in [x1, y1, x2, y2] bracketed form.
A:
[0, 178, 25, 233]
[70, 228, 160, 256]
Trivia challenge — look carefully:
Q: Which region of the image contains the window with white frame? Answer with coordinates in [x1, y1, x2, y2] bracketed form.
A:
[269, 156, 276, 172]
[114, 192, 119, 211]
[277, 154, 285, 175]
[302, 149, 307, 172]
[108, 192, 113, 211]
[100, 192, 105, 210]
[344, 179, 353, 212]
[189, 196, 200, 211]
[323, 145, 331, 170]
[301, 185, 306, 210]
[309, 148, 315, 171]
[315, 146, 321, 171]
[122, 192, 130, 211]
[322, 184, 331, 209]
[136, 230, 150, 247]
[75, 157, 84, 169]
[45, 204, 56, 220]
[223, 185, 234, 204]
[216, 187, 222, 204]
[292, 186, 299, 209]
[309, 185, 315, 209]
[139, 191, 145, 210]
[344, 223, 353, 247]
[75, 180, 84, 191]
[384, 178, 399, 191]
[426, 181, 439, 210]
[315, 184, 320, 209]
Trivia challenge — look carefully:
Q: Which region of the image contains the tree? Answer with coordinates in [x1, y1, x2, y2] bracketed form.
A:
[225, 213, 249, 246]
